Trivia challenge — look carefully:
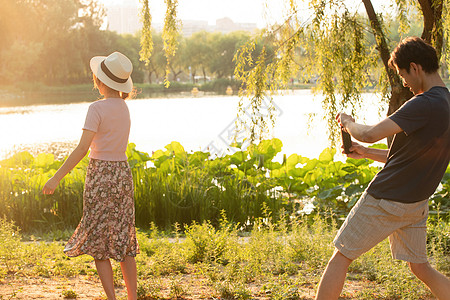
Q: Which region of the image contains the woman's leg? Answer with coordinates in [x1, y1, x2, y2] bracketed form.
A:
[120, 256, 137, 300]
[95, 259, 116, 300]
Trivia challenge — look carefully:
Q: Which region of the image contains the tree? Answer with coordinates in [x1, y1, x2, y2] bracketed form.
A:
[181, 31, 212, 83]
[167, 42, 185, 82]
[234, 0, 450, 144]
[35, 0, 83, 83]
[0, 0, 108, 85]
[209, 32, 250, 79]
[139, 1, 449, 144]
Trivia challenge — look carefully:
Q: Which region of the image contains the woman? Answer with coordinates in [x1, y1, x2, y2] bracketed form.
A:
[42, 52, 139, 300]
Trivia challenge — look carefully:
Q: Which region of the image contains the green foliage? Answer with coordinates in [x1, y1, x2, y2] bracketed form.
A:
[1, 139, 448, 233]
[129, 139, 284, 229]
[0, 150, 86, 231]
[0, 218, 22, 277]
[429, 164, 450, 214]
[2, 0, 269, 93]
[180, 31, 212, 83]
[271, 147, 380, 214]
[0, 0, 107, 85]
[213, 280, 252, 300]
[230, 0, 450, 146]
[198, 78, 240, 94]
[427, 212, 450, 273]
[234, 37, 281, 144]
[234, 4, 380, 145]
[62, 289, 78, 299]
[184, 215, 238, 264]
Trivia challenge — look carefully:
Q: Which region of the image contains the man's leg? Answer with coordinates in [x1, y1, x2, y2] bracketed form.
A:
[315, 249, 353, 300]
[409, 262, 450, 300]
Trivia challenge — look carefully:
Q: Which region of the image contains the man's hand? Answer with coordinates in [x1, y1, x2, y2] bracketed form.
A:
[337, 112, 402, 144]
[42, 177, 60, 195]
[336, 112, 355, 129]
[342, 141, 367, 159]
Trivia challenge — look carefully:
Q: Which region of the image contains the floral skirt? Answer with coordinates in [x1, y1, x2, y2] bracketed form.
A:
[64, 159, 139, 262]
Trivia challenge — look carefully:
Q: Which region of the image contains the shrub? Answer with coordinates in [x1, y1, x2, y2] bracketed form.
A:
[0, 218, 23, 276]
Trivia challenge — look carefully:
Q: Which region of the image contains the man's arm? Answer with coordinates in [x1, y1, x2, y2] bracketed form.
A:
[347, 142, 389, 163]
[338, 113, 403, 143]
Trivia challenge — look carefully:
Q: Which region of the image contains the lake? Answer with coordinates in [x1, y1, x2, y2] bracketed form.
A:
[0, 90, 386, 160]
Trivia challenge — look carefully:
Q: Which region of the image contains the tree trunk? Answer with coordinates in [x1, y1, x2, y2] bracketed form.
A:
[169, 64, 183, 81]
[202, 67, 207, 82]
[362, 0, 443, 145]
[361, 0, 415, 145]
[148, 70, 153, 84]
[418, 0, 443, 59]
[362, 0, 413, 118]
[148, 62, 159, 84]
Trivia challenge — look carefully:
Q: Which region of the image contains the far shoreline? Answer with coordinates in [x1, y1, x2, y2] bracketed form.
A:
[0, 80, 354, 108]
[2, 78, 449, 108]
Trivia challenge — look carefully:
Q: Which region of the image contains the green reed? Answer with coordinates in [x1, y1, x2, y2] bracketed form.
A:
[0, 152, 83, 231]
[1, 139, 449, 233]
[129, 141, 284, 229]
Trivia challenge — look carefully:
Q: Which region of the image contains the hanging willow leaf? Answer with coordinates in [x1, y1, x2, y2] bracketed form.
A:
[139, 0, 153, 65]
[137, 0, 450, 146]
[162, 0, 181, 88]
[235, 1, 375, 146]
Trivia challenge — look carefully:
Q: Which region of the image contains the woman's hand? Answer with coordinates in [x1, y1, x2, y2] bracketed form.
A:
[42, 177, 60, 194]
[41, 130, 94, 195]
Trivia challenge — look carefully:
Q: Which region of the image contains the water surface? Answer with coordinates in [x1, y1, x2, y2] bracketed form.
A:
[0, 90, 386, 160]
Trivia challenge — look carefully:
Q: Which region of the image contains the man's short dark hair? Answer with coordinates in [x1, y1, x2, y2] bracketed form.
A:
[388, 37, 439, 73]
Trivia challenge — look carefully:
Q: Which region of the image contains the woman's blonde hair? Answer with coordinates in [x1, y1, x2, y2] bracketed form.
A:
[92, 74, 136, 100]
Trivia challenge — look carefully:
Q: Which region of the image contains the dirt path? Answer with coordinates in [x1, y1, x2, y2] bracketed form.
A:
[0, 274, 233, 299]
[0, 266, 436, 299]
[0, 274, 319, 299]
[0, 276, 108, 299]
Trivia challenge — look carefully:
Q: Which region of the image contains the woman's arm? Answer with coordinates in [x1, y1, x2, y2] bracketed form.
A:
[42, 130, 95, 194]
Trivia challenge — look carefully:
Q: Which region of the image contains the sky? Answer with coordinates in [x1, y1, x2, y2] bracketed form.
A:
[97, 0, 388, 28]
[97, 0, 289, 27]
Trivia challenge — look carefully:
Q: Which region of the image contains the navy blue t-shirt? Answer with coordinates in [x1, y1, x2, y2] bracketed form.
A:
[367, 86, 450, 203]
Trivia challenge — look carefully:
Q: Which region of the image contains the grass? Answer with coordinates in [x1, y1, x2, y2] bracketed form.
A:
[0, 141, 448, 298]
[0, 213, 448, 299]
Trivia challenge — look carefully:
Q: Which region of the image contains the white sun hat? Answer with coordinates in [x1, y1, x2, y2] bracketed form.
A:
[90, 52, 133, 93]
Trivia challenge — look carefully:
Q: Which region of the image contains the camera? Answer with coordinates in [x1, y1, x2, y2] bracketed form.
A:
[341, 127, 353, 154]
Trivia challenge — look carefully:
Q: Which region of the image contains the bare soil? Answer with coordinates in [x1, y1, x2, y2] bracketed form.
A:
[0, 273, 406, 300]
[0, 273, 317, 299]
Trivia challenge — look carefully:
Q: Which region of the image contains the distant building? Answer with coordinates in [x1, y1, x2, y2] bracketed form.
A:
[106, 4, 141, 35]
[215, 17, 257, 34]
[181, 20, 209, 37]
[104, 3, 257, 36]
[180, 18, 257, 36]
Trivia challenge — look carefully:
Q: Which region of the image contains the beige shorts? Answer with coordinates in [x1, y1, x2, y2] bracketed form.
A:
[334, 192, 429, 263]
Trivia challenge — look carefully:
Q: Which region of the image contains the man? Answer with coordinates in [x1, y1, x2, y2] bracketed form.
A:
[315, 37, 450, 300]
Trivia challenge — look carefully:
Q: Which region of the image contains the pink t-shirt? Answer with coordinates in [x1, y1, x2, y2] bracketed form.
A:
[83, 98, 131, 161]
